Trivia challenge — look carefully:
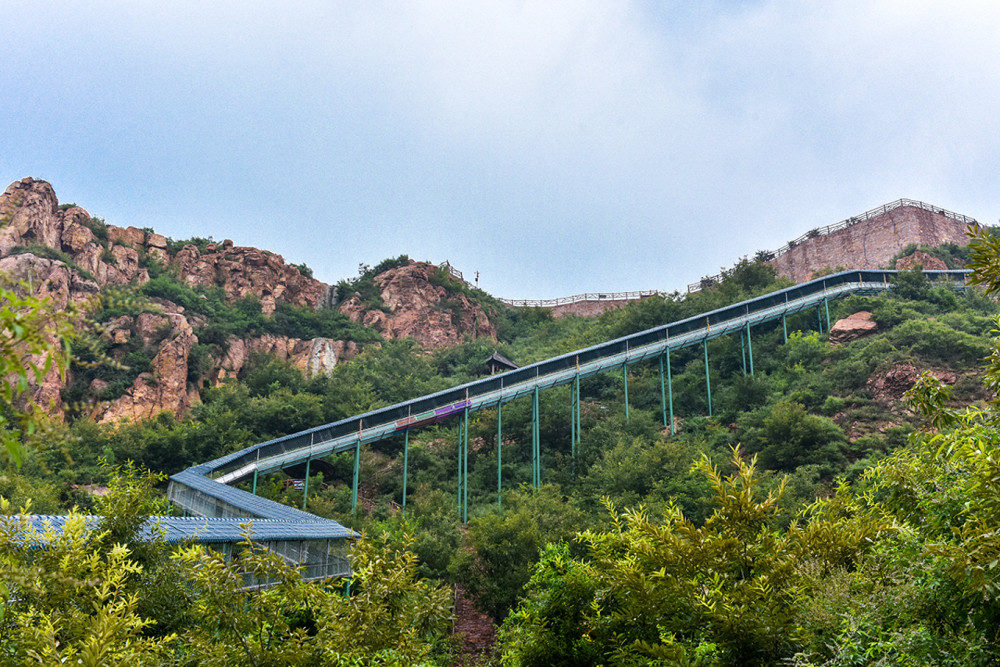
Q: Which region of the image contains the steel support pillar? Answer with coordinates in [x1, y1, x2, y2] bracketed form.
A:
[666, 349, 675, 435]
[302, 458, 311, 510]
[782, 314, 788, 343]
[402, 429, 409, 511]
[351, 439, 360, 512]
[574, 375, 581, 453]
[746, 322, 754, 375]
[704, 340, 713, 417]
[532, 387, 540, 489]
[817, 306, 823, 333]
[251, 469, 258, 496]
[463, 407, 469, 524]
[623, 364, 630, 422]
[824, 297, 831, 331]
[497, 403, 502, 506]
[740, 331, 746, 375]
[659, 354, 667, 428]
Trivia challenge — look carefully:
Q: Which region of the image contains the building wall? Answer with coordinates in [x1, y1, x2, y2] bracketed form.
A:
[768, 206, 972, 283]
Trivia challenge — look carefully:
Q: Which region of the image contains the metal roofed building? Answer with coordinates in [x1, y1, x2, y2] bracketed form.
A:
[17, 513, 353, 585]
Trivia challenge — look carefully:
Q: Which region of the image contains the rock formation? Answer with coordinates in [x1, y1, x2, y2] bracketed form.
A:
[895, 250, 948, 271]
[0, 178, 496, 423]
[828, 311, 878, 345]
[340, 261, 496, 348]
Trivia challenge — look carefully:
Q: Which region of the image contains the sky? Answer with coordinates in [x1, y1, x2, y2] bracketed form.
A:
[3, 1, 1000, 299]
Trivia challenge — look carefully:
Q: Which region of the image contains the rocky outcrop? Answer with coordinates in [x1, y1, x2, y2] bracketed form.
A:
[215, 335, 357, 383]
[173, 239, 332, 315]
[340, 262, 496, 348]
[866, 364, 957, 404]
[97, 307, 198, 423]
[895, 250, 948, 271]
[829, 311, 878, 345]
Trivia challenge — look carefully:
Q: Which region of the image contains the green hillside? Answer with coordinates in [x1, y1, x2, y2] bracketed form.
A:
[4, 236, 1000, 665]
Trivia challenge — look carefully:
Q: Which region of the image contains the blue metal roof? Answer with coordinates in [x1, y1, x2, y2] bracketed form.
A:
[19, 514, 353, 544]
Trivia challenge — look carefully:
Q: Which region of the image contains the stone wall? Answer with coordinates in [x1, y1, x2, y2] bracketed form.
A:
[768, 205, 972, 283]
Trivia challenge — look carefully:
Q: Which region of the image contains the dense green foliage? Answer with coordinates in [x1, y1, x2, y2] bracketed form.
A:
[7, 237, 1000, 664]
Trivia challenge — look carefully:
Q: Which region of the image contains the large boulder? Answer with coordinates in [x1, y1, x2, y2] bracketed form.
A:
[829, 311, 877, 345]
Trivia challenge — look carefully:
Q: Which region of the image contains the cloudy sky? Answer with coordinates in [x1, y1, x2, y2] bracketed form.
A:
[3, 1, 999, 298]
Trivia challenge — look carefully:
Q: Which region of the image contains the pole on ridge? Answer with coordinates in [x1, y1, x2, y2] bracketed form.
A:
[302, 458, 311, 510]
[704, 340, 712, 417]
[402, 428, 409, 511]
[623, 364, 630, 422]
[746, 321, 754, 376]
[497, 402, 502, 506]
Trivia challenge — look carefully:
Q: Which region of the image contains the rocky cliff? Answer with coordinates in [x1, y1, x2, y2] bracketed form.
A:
[0, 178, 494, 424]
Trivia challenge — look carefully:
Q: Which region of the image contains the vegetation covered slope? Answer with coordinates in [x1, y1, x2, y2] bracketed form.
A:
[4, 229, 1000, 664]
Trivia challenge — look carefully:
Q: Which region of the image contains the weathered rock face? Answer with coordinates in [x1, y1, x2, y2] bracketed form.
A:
[97, 305, 198, 423]
[215, 335, 358, 383]
[340, 262, 496, 348]
[173, 239, 332, 315]
[829, 311, 878, 345]
[895, 250, 949, 271]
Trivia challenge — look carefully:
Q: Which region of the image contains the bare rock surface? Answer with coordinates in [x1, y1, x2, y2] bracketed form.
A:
[340, 262, 496, 348]
[829, 311, 878, 345]
[896, 250, 948, 271]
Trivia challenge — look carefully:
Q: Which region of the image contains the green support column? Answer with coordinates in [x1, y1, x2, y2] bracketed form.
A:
[817, 306, 823, 333]
[666, 348, 675, 435]
[251, 469, 258, 495]
[532, 387, 540, 489]
[463, 407, 469, 524]
[740, 331, 746, 375]
[659, 354, 667, 428]
[574, 375, 581, 453]
[623, 364, 630, 422]
[746, 322, 754, 375]
[402, 429, 409, 511]
[457, 418, 463, 511]
[569, 383, 576, 461]
[824, 297, 831, 331]
[302, 458, 311, 510]
[351, 439, 360, 512]
[497, 402, 502, 506]
[704, 340, 713, 417]
[782, 314, 788, 343]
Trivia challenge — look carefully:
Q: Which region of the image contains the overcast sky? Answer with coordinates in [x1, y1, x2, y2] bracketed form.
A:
[3, 1, 999, 298]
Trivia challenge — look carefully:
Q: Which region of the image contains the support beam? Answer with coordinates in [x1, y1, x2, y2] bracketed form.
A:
[457, 418, 463, 511]
[740, 331, 746, 376]
[251, 469, 258, 496]
[782, 314, 788, 343]
[351, 439, 360, 512]
[623, 364, 630, 422]
[666, 348, 675, 435]
[574, 374, 581, 454]
[659, 354, 667, 428]
[746, 321, 754, 375]
[704, 340, 713, 417]
[497, 402, 502, 506]
[824, 297, 831, 332]
[402, 429, 409, 511]
[302, 458, 311, 510]
[463, 407, 469, 524]
[817, 306, 823, 333]
[532, 387, 540, 489]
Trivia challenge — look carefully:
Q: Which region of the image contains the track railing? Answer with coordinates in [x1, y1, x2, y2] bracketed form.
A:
[170, 269, 970, 512]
